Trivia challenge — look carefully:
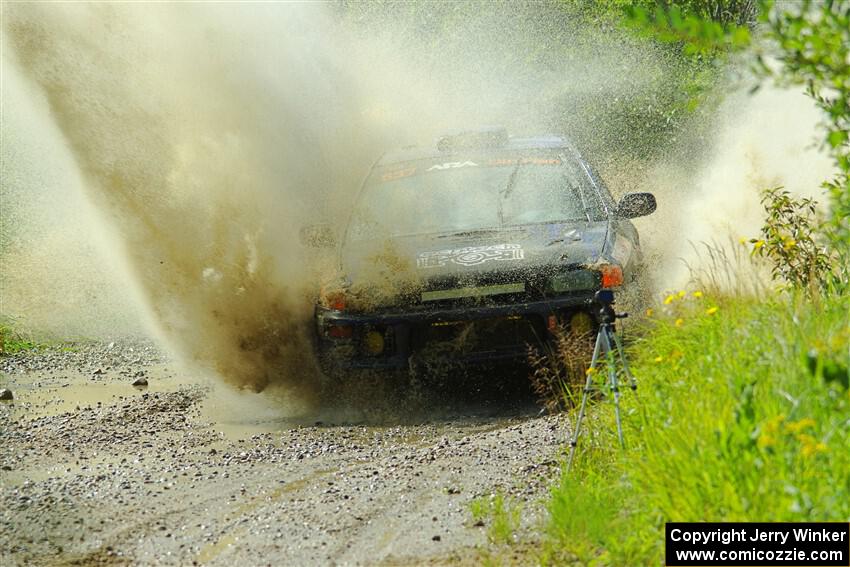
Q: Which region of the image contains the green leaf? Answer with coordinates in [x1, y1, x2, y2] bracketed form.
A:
[732, 27, 751, 47]
[828, 130, 849, 148]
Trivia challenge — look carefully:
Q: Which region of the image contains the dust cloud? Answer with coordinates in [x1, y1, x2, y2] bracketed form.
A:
[1, 2, 831, 399]
[634, 86, 833, 293]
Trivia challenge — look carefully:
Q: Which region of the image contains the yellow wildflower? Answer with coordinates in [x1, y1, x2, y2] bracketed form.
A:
[798, 434, 828, 457]
[757, 434, 776, 449]
[677, 290, 686, 298]
[763, 414, 786, 435]
[804, 442, 828, 457]
[705, 306, 719, 315]
[784, 418, 816, 434]
[654, 356, 664, 363]
[675, 318, 684, 327]
[645, 308, 654, 317]
[783, 238, 797, 250]
[738, 237, 747, 245]
[664, 294, 676, 305]
[692, 291, 703, 299]
[585, 367, 597, 376]
[753, 240, 765, 250]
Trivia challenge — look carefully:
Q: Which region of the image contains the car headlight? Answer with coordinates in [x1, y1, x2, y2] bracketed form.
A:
[549, 264, 624, 293]
[549, 269, 598, 293]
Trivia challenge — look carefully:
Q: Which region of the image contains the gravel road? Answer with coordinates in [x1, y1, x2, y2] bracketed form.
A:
[0, 343, 566, 566]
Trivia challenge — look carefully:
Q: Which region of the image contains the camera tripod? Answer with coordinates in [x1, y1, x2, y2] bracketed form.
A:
[566, 289, 637, 472]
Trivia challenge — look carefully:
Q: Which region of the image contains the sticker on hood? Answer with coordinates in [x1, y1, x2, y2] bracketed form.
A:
[417, 244, 524, 268]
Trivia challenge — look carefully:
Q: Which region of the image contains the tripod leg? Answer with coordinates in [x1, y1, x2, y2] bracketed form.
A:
[566, 329, 604, 472]
[601, 329, 625, 448]
[610, 331, 637, 391]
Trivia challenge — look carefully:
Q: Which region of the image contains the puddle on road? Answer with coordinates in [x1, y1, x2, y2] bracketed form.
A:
[197, 383, 316, 438]
[0, 363, 202, 420]
[0, 361, 316, 439]
[195, 370, 543, 439]
[1, 360, 542, 443]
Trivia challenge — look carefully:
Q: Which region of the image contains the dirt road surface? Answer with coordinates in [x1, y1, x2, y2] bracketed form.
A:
[0, 343, 566, 566]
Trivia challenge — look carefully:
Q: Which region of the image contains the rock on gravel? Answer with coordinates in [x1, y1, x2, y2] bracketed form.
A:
[0, 388, 12, 400]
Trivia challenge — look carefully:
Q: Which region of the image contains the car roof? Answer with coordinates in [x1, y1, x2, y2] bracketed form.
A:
[376, 134, 579, 166]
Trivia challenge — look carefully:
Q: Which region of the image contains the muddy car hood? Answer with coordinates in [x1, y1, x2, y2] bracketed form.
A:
[338, 221, 609, 307]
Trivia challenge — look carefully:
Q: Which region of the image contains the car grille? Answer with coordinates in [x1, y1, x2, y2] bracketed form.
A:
[410, 314, 545, 357]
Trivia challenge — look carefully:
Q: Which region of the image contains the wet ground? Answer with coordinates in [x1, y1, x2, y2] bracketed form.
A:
[0, 343, 566, 566]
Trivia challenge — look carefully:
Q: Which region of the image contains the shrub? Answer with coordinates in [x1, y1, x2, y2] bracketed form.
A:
[750, 187, 833, 294]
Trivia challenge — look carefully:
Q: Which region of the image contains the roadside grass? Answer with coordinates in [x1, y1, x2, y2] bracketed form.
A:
[0, 320, 83, 356]
[470, 493, 523, 546]
[541, 290, 850, 565]
[0, 321, 44, 355]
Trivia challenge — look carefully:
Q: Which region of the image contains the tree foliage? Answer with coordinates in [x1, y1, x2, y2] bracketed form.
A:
[624, 1, 755, 55]
[762, 0, 850, 250]
[625, 0, 850, 290]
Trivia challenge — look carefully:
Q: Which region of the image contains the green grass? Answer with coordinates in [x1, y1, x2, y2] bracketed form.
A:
[0, 320, 80, 355]
[541, 291, 850, 565]
[470, 492, 523, 545]
[0, 322, 43, 355]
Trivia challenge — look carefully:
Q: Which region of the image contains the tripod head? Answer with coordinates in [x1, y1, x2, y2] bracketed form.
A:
[595, 289, 628, 327]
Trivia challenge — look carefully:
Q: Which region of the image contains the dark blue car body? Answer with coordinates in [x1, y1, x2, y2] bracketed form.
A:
[310, 130, 655, 376]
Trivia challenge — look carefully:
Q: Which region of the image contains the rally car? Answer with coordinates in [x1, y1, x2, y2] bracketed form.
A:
[302, 128, 656, 377]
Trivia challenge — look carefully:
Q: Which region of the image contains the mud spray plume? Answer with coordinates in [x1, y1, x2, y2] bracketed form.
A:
[2, 3, 380, 396]
[635, 86, 834, 293]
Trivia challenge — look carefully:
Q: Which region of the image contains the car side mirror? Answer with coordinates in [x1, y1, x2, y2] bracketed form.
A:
[299, 223, 336, 248]
[617, 192, 657, 219]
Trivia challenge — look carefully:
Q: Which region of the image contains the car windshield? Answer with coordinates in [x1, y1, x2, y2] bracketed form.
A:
[348, 152, 604, 240]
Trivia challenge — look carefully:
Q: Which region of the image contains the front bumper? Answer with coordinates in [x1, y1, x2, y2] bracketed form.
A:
[314, 293, 596, 372]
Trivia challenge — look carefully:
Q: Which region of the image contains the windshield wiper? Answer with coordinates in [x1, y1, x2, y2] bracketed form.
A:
[501, 163, 522, 199]
[572, 183, 592, 226]
[497, 163, 522, 225]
